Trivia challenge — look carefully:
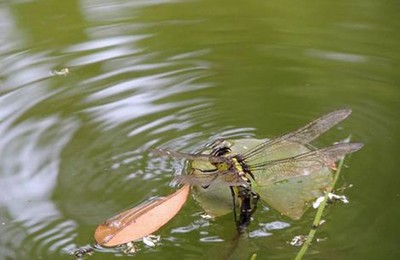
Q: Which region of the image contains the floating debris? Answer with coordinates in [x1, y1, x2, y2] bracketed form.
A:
[312, 196, 326, 209]
[327, 193, 349, 203]
[290, 235, 307, 247]
[51, 68, 69, 76]
[316, 237, 328, 242]
[143, 235, 161, 247]
[72, 246, 94, 258]
[123, 242, 136, 254]
[200, 213, 213, 219]
[313, 192, 349, 208]
[95, 185, 189, 247]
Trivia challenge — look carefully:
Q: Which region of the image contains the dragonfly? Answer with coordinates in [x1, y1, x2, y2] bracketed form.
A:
[154, 109, 363, 226]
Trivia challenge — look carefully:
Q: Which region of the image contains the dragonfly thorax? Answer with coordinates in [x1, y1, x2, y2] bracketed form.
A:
[209, 154, 253, 187]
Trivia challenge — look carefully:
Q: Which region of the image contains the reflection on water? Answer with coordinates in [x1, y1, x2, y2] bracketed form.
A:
[0, 115, 79, 258]
[0, 1, 214, 258]
[0, 0, 399, 259]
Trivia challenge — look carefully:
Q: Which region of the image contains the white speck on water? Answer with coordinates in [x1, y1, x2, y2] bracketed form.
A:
[200, 213, 213, 219]
[263, 221, 291, 230]
[328, 193, 349, 203]
[199, 236, 224, 243]
[143, 235, 160, 247]
[290, 235, 307, 247]
[249, 229, 271, 238]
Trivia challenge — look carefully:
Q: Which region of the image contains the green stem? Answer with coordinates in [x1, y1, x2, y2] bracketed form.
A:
[294, 156, 346, 260]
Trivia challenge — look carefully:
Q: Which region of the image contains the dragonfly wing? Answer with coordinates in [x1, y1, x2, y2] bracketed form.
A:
[253, 142, 363, 184]
[152, 148, 226, 163]
[175, 171, 249, 187]
[277, 109, 352, 144]
[251, 142, 363, 220]
[242, 109, 352, 161]
[175, 174, 218, 187]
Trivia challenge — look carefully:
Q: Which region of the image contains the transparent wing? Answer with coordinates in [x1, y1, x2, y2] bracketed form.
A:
[253, 142, 362, 220]
[152, 148, 227, 163]
[175, 170, 249, 187]
[251, 142, 363, 185]
[153, 148, 248, 187]
[241, 109, 352, 161]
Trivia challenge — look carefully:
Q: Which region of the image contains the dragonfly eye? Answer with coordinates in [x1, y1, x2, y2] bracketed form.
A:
[212, 147, 231, 156]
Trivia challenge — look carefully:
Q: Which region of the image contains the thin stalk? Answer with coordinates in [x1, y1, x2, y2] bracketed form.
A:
[294, 155, 346, 260]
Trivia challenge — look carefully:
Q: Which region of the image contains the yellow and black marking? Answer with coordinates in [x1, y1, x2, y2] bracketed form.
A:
[230, 156, 260, 231]
[210, 145, 260, 230]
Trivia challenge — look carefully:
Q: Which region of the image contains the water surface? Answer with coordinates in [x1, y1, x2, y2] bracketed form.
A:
[0, 0, 399, 259]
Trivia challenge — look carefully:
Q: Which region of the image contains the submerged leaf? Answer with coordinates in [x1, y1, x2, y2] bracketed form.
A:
[95, 185, 190, 247]
[256, 164, 333, 220]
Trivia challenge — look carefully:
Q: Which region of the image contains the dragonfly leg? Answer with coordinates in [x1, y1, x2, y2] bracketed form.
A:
[229, 186, 238, 223]
[250, 191, 260, 215]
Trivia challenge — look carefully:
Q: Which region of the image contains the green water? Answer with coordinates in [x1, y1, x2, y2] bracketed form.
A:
[0, 0, 399, 259]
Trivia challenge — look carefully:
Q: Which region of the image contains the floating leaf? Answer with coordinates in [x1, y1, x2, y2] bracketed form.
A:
[257, 165, 333, 220]
[95, 185, 190, 247]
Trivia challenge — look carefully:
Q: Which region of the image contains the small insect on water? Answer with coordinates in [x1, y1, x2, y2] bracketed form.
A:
[154, 109, 363, 227]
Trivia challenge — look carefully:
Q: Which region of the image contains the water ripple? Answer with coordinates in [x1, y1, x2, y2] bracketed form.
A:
[4, 1, 390, 259]
[64, 35, 148, 52]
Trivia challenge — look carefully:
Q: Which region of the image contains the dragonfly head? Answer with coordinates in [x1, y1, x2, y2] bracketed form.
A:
[211, 146, 232, 157]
